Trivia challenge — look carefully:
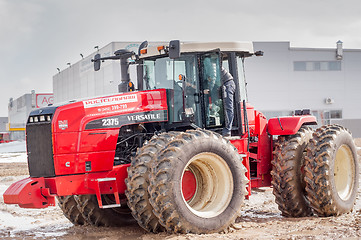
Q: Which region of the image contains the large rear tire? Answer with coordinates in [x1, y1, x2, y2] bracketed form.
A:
[75, 194, 133, 227]
[148, 129, 248, 234]
[304, 124, 359, 216]
[271, 126, 313, 217]
[57, 196, 86, 225]
[125, 132, 180, 233]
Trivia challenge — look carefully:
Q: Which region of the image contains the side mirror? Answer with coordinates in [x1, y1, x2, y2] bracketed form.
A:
[254, 51, 264, 56]
[93, 53, 101, 71]
[169, 40, 180, 59]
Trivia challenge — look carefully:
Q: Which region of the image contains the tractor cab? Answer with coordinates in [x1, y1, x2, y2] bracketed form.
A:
[135, 41, 259, 135]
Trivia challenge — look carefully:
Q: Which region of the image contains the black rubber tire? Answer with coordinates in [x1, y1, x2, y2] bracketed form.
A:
[148, 129, 248, 234]
[125, 132, 181, 233]
[57, 196, 86, 225]
[304, 124, 359, 216]
[75, 194, 133, 227]
[271, 126, 313, 217]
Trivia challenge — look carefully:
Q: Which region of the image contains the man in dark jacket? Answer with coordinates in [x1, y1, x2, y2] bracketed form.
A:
[221, 67, 235, 137]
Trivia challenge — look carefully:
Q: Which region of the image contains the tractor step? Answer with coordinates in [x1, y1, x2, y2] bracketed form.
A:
[224, 136, 241, 140]
[101, 204, 121, 209]
[92, 177, 121, 209]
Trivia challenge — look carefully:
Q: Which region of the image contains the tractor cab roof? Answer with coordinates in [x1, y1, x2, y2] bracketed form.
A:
[139, 41, 255, 59]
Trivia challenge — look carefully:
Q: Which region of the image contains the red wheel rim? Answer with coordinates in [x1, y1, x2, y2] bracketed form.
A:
[182, 170, 197, 201]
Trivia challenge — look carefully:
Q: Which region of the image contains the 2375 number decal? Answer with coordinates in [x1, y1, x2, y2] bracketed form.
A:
[101, 118, 119, 126]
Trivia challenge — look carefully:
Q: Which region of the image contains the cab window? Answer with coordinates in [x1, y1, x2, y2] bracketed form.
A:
[201, 53, 224, 128]
[143, 56, 200, 124]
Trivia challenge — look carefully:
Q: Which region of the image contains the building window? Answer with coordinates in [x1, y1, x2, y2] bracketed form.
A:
[311, 109, 342, 125]
[330, 110, 342, 119]
[294, 61, 341, 71]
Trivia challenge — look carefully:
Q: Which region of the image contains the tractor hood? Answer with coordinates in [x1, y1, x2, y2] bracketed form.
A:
[26, 89, 168, 177]
[54, 89, 168, 132]
[28, 89, 168, 133]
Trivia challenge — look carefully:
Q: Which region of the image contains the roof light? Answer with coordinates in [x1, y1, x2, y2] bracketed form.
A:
[46, 115, 51, 121]
[157, 45, 165, 51]
[39, 115, 45, 122]
[34, 116, 39, 122]
[29, 117, 34, 123]
[140, 49, 147, 55]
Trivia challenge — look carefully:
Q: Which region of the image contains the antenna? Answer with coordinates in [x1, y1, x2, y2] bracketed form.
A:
[336, 40, 343, 60]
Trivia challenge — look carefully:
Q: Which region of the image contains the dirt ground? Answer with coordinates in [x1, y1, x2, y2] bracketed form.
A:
[1, 146, 361, 239]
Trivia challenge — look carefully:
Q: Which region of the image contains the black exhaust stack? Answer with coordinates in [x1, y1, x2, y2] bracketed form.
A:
[115, 49, 133, 93]
[92, 41, 150, 93]
[92, 49, 135, 93]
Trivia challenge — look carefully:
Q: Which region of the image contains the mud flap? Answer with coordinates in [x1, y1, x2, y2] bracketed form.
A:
[3, 177, 55, 208]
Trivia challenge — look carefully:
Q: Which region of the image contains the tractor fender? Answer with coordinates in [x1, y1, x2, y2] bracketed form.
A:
[268, 115, 317, 136]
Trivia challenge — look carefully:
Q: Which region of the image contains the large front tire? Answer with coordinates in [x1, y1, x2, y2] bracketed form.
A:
[75, 194, 133, 227]
[271, 126, 313, 217]
[125, 132, 180, 233]
[304, 124, 359, 216]
[149, 129, 248, 234]
[57, 196, 86, 225]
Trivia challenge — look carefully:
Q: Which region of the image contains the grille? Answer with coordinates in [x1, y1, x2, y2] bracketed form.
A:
[26, 122, 55, 177]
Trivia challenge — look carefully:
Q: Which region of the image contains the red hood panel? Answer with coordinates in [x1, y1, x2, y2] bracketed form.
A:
[53, 89, 168, 133]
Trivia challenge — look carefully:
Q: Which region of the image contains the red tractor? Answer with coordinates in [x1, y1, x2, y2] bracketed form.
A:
[4, 41, 359, 234]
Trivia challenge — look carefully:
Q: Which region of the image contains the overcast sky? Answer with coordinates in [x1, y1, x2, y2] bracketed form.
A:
[1, 0, 361, 116]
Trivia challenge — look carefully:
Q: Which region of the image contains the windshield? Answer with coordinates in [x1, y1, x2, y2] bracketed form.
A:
[143, 55, 200, 123]
[143, 56, 198, 90]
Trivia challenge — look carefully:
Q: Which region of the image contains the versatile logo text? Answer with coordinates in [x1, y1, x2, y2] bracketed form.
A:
[127, 113, 161, 122]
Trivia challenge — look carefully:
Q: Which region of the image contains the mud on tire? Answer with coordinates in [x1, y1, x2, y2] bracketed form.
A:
[148, 129, 248, 234]
[75, 194, 133, 227]
[57, 196, 86, 225]
[271, 126, 313, 217]
[125, 132, 181, 233]
[304, 124, 359, 216]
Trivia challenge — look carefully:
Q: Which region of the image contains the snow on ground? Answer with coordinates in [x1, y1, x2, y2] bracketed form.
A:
[0, 147, 70, 238]
[0, 175, 71, 239]
[0, 141, 26, 153]
[0, 153, 27, 163]
[0, 141, 27, 163]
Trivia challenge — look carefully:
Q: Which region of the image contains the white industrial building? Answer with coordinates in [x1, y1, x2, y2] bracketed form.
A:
[53, 41, 361, 137]
[0, 117, 7, 132]
[246, 41, 360, 135]
[53, 42, 164, 103]
[8, 91, 53, 140]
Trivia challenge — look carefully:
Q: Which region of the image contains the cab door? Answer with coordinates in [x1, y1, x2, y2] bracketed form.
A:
[173, 55, 202, 127]
[200, 52, 224, 129]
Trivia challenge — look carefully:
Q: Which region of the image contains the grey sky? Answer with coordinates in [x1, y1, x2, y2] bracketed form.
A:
[1, 0, 360, 116]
